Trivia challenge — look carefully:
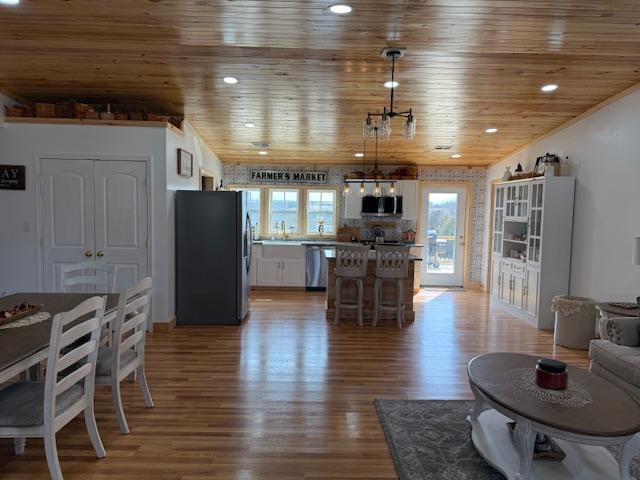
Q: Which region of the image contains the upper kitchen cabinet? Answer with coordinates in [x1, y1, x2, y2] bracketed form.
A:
[398, 180, 418, 221]
[344, 184, 362, 219]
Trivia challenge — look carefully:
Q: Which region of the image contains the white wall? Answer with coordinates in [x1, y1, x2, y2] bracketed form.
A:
[485, 89, 640, 301]
[0, 121, 171, 321]
[0, 116, 222, 324]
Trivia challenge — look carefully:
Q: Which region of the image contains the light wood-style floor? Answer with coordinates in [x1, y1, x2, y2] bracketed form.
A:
[0, 289, 588, 479]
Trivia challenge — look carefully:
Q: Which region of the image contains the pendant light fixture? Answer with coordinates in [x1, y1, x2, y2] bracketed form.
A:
[363, 47, 416, 141]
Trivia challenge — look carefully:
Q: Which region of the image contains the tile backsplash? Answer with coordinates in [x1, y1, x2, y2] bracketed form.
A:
[222, 164, 486, 282]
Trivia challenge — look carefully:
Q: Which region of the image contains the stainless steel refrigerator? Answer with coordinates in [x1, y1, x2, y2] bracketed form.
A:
[175, 190, 252, 325]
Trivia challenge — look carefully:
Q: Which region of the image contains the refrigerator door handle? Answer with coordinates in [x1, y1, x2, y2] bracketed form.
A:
[245, 211, 252, 274]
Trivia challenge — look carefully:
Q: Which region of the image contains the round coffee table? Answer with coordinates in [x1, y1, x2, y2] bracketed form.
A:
[467, 353, 640, 480]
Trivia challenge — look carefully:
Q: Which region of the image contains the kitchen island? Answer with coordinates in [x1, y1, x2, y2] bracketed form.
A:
[325, 249, 422, 323]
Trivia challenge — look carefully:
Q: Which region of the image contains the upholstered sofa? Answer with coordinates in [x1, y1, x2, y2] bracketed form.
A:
[589, 315, 640, 402]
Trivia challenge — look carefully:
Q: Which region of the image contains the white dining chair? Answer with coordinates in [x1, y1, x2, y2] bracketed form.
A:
[0, 296, 107, 480]
[96, 277, 154, 434]
[62, 260, 115, 293]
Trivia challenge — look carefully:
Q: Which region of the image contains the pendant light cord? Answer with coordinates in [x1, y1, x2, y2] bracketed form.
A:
[389, 54, 396, 114]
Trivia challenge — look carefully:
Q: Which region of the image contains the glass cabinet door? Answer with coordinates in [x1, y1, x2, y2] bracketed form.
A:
[493, 186, 505, 255]
[517, 183, 529, 218]
[527, 181, 544, 264]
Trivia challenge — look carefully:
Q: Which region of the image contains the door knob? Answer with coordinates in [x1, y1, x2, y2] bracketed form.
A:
[84, 250, 93, 257]
[96, 251, 104, 257]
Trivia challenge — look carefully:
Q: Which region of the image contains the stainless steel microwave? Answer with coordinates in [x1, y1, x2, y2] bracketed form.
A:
[361, 195, 403, 216]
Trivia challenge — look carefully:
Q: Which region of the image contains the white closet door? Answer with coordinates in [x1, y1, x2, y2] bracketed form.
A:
[94, 161, 148, 293]
[41, 159, 96, 291]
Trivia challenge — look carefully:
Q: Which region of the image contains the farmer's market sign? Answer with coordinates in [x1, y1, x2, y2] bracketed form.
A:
[249, 169, 328, 184]
[0, 165, 25, 190]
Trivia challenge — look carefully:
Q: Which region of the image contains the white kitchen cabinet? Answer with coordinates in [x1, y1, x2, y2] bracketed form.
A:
[253, 243, 306, 287]
[399, 180, 418, 221]
[281, 259, 306, 286]
[490, 176, 575, 329]
[344, 186, 361, 219]
[256, 258, 283, 287]
[250, 244, 259, 286]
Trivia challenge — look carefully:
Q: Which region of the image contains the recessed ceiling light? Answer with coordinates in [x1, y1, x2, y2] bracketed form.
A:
[485, 128, 498, 134]
[0, 0, 20, 5]
[244, 122, 257, 128]
[329, 4, 352, 14]
[451, 154, 462, 159]
[384, 81, 399, 89]
[354, 152, 364, 158]
[258, 151, 268, 155]
[541, 84, 558, 92]
[223, 76, 238, 84]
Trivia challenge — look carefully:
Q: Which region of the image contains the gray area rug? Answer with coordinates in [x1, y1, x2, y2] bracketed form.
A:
[374, 399, 640, 480]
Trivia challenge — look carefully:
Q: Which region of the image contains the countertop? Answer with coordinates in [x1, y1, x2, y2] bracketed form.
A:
[254, 240, 423, 248]
[324, 249, 423, 262]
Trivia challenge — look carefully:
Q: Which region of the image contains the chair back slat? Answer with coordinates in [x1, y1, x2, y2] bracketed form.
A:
[121, 330, 144, 352]
[60, 318, 101, 349]
[110, 277, 153, 377]
[123, 294, 149, 317]
[62, 261, 115, 293]
[55, 362, 93, 396]
[57, 341, 97, 372]
[375, 245, 410, 279]
[44, 296, 105, 426]
[335, 245, 370, 278]
[121, 313, 147, 337]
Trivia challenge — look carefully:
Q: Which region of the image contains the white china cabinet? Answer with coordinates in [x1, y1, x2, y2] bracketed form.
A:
[490, 176, 575, 329]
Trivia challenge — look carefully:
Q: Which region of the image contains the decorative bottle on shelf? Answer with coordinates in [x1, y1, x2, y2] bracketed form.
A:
[502, 166, 513, 182]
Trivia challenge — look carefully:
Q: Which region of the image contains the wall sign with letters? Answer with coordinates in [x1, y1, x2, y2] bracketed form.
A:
[0, 165, 25, 190]
[249, 169, 328, 184]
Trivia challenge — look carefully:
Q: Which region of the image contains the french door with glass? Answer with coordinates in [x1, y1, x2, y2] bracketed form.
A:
[420, 186, 467, 287]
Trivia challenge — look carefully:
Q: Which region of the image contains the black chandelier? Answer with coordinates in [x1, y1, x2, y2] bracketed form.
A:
[363, 47, 416, 141]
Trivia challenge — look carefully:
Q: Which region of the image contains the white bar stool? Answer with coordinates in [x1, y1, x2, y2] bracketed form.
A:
[373, 245, 410, 328]
[334, 245, 370, 326]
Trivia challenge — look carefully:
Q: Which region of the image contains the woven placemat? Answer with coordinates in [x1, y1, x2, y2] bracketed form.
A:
[510, 367, 592, 408]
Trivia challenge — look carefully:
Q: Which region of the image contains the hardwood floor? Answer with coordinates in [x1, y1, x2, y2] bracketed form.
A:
[0, 289, 588, 479]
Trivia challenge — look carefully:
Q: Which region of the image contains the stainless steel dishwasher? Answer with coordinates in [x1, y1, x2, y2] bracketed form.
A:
[305, 245, 328, 290]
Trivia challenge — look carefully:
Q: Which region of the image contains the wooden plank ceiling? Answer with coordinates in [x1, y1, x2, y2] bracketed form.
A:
[1, 1, 640, 166]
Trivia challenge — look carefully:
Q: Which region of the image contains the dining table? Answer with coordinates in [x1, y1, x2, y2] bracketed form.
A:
[0, 292, 119, 384]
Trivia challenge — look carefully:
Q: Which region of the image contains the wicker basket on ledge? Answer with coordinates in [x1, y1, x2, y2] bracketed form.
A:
[35, 103, 56, 118]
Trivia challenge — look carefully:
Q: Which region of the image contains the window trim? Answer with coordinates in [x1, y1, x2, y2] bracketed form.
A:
[267, 188, 301, 235]
[306, 188, 338, 235]
[228, 185, 339, 238]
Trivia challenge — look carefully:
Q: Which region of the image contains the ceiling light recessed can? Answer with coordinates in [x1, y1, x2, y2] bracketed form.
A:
[541, 84, 558, 92]
[0, 0, 20, 5]
[329, 4, 352, 14]
[384, 81, 399, 89]
[451, 154, 462, 159]
[223, 76, 238, 84]
[258, 151, 268, 155]
[354, 152, 364, 158]
[485, 128, 498, 134]
[244, 122, 257, 128]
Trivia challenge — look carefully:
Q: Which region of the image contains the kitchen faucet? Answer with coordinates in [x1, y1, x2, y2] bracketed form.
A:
[281, 220, 287, 240]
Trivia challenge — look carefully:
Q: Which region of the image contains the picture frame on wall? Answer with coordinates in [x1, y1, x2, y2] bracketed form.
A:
[177, 149, 193, 177]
